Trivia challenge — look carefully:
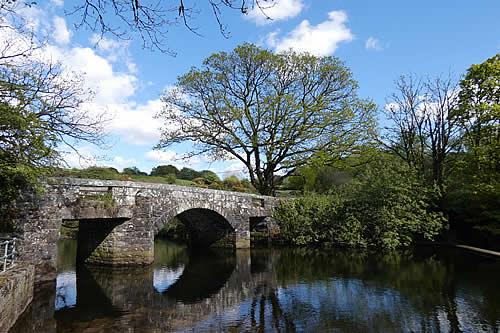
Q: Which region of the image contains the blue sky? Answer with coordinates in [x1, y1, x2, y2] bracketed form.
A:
[14, 0, 500, 176]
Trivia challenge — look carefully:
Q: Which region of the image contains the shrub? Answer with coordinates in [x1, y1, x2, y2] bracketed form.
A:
[274, 155, 446, 250]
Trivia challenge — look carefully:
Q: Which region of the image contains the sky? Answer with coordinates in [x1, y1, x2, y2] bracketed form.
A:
[9, 0, 500, 177]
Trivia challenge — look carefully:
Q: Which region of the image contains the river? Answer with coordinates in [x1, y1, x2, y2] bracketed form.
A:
[10, 239, 500, 332]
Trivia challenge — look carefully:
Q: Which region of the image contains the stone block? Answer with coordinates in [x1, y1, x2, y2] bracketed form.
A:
[0, 264, 35, 332]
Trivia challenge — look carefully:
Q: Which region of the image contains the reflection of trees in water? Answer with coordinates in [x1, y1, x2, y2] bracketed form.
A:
[269, 247, 500, 332]
[56, 239, 77, 272]
[153, 239, 189, 270]
[249, 288, 297, 333]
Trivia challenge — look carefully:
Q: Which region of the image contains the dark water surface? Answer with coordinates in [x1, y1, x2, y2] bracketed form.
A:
[11, 239, 500, 332]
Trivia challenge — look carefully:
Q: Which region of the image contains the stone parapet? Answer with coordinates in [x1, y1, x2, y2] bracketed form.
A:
[0, 264, 35, 332]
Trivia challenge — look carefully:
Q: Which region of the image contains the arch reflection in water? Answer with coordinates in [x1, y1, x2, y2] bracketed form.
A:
[55, 272, 77, 310]
[161, 248, 236, 303]
[153, 266, 184, 293]
[152, 239, 188, 293]
[55, 239, 78, 311]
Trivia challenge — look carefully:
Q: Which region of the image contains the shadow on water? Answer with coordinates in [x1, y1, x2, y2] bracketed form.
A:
[10, 240, 500, 332]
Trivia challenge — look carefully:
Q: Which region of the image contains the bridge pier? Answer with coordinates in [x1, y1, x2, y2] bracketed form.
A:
[234, 223, 251, 249]
[77, 218, 154, 266]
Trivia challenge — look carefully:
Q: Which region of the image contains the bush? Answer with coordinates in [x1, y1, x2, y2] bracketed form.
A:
[200, 170, 220, 183]
[178, 167, 201, 180]
[123, 166, 147, 176]
[164, 174, 177, 184]
[150, 165, 179, 177]
[274, 155, 446, 250]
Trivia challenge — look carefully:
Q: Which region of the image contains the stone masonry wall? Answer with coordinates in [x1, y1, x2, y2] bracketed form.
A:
[0, 264, 35, 332]
[15, 178, 278, 280]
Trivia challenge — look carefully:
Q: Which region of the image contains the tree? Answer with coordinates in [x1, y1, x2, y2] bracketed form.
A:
[122, 166, 147, 176]
[150, 164, 179, 177]
[200, 170, 220, 182]
[0, 6, 106, 230]
[177, 167, 201, 180]
[382, 74, 462, 190]
[445, 54, 500, 245]
[43, 0, 280, 53]
[157, 44, 375, 195]
[457, 54, 500, 174]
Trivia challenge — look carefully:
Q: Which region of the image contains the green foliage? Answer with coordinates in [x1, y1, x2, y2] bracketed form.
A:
[280, 175, 305, 192]
[158, 43, 376, 195]
[274, 154, 446, 250]
[457, 53, 500, 176]
[223, 175, 240, 186]
[440, 54, 500, 248]
[0, 57, 103, 230]
[164, 173, 177, 184]
[200, 170, 220, 182]
[0, 102, 55, 231]
[177, 167, 202, 180]
[150, 164, 179, 177]
[446, 180, 500, 229]
[122, 166, 147, 176]
[208, 181, 224, 190]
[54, 167, 122, 180]
[273, 194, 345, 246]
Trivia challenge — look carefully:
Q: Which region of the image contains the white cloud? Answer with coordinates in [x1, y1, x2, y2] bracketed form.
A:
[63, 47, 137, 104]
[215, 161, 247, 179]
[2, 4, 170, 170]
[246, 0, 304, 25]
[51, 0, 64, 7]
[89, 34, 126, 53]
[106, 99, 163, 144]
[35, 42, 159, 146]
[53, 16, 72, 45]
[89, 34, 138, 74]
[109, 156, 138, 171]
[62, 146, 139, 171]
[15, 5, 44, 30]
[365, 36, 383, 51]
[61, 146, 98, 169]
[266, 10, 353, 56]
[145, 150, 210, 171]
[146, 150, 179, 163]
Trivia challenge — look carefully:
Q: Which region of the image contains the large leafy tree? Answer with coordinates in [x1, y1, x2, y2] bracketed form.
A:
[157, 44, 375, 195]
[0, 62, 105, 230]
[0, 8, 106, 230]
[445, 54, 500, 243]
[457, 53, 500, 174]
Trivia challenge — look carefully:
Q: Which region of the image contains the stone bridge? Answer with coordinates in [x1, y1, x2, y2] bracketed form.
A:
[15, 178, 277, 278]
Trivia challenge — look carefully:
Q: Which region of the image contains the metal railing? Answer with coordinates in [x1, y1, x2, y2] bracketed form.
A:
[1, 238, 16, 272]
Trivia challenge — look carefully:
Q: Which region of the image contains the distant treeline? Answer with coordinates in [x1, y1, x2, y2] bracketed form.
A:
[54, 165, 255, 193]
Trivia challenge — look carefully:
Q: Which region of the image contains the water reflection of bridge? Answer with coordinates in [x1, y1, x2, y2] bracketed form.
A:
[12, 248, 279, 332]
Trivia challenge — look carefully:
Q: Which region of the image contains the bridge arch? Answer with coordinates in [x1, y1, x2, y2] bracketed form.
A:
[155, 207, 236, 248]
